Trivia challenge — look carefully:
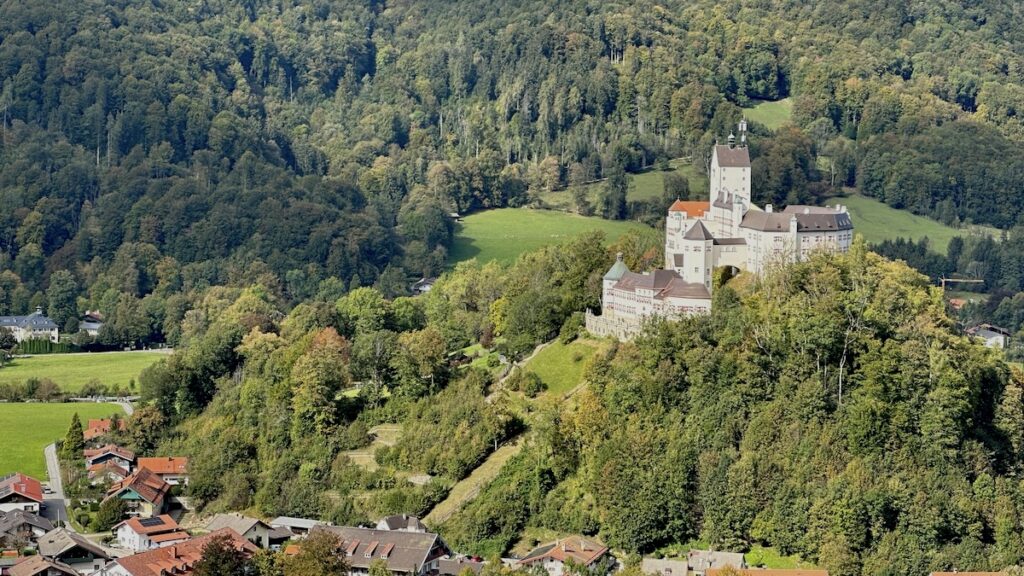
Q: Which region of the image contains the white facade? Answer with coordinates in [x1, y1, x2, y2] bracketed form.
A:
[587, 126, 854, 340]
[0, 308, 59, 343]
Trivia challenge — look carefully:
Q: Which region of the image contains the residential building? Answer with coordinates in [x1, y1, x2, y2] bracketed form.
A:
[95, 528, 258, 576]
[113, 515, 189, 552]
[84, 419, 127, 442]
[438, 557, 485, 576]
[0, 308, 59, 343]
[84, 445, 135, 470]
[687, 550, 746, 576]
[640, 558, 689, 576]
[204, 513, 275, 549]
[587, 126, 854, 341]
[88, 462, 131, 485]
[136, 457, 188, 486]
[0, 474, 43, 514]
[376, 514, 428, 533]
[36, 528, 110, 574]
[966, 324, 1011, 349]
[103, 468, 171, 518]
[517, 536, 611, 576]
[412, 278, 437, 295]
[8, 555, 77, 576]
[316, 525, 451, 576]
[0, 510, 53, 548]
[270, 516, 328, 537]
[79, 312, 104, 338]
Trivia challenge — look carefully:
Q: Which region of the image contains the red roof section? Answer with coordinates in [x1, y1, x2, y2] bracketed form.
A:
[0, 473, 43, 504]
[118, 514, 181, 536]
[519, 536, 608, 567]
[668, 200, 710, 216]
[84, 418, 127, 440]
[138, 457, 189, 476]
[84, 444, 135, 462]
[113, 528, 258, 576]
[105, 468, 170, 506]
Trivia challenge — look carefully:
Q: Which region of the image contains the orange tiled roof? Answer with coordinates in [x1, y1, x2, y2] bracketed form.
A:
[112, 528, 257, 576]
[0, 473, 43, 504]
[118, 514, 181, 536]
[105, 468, 170, 506]
[668, 200, 710, 216]
[84, 418, 126, 440]
[519, 536, 607, 567]
[137, 457, 189, 476]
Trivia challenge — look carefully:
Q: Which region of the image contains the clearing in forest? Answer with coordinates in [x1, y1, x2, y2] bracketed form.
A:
[342, 424, 403, 472]
[521, 338, 605, 397]
[743, 98, 793, 130]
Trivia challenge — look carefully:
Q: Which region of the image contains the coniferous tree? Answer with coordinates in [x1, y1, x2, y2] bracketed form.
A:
[61, 413, 84, 461]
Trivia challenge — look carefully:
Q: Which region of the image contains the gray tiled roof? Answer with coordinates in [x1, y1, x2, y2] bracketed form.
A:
[613, 271, 710, 301]
[36, 528, 109, 561]
[318, 525, 448, 574]
[0, 308, 58, 330]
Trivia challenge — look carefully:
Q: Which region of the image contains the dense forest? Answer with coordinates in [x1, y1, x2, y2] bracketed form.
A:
[4, 0, 1024, 345]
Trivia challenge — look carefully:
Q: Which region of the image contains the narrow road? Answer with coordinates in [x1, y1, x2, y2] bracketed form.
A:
[43, 442, 72, 531]
[115, 400, 134, 416]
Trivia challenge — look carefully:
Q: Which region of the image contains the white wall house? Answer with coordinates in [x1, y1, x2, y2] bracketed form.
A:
[0, 307, 59, 343]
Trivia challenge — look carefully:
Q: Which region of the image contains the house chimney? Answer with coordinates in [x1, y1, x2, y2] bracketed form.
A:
[765, 204, 773, 213]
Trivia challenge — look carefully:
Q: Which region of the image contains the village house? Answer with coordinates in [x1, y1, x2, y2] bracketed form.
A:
[95, 528, 257, 576]
[586, 124, 854, 341]
[270, 516, 329, 537]
[83, 419, 127, 443]
[687, 550, 747, 576]
[88, 462, 131, 486]
[316, 525, 451, 576]
[135, 457, 188, 486]
[103, 469, 171, 518]
[79, 311, 104, 338]
[36, 528, 110, 574]
[113, 515, 189, 552]
[0, 308, 59, 343]
[517, 536, 611, 576]
[0, 474, 43, 514]
[8, 555, 78, 576]
[438, 557, 486, 576]
[0, 510, 53, 548]
[204, 513, 279, 549]
[966, 324, 1011, 349]
[84, 445, 135, 470]
[376, 514, 428, 533]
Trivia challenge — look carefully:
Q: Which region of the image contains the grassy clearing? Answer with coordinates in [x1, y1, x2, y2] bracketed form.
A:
[839, 194, 998, 254]
[744, 98, 793, 130]
[522, 339, 604, 396]
[448, 209, 654, 266]
[341, 424, 403, 472]
[0, 351, 168, 392]
[0, 402, 125, 477]
[745, 544, 818, 569]
[538, 159, 709, 212]
[424, 437, 524, 526]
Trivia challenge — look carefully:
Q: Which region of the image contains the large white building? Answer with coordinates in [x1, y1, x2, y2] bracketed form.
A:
[0, 307, 59, 343]
[587, 123, 854, 340]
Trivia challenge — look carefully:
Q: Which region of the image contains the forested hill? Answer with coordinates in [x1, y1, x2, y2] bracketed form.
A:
[144, 237, 1024, 576]
[3, 0, 1024, 344]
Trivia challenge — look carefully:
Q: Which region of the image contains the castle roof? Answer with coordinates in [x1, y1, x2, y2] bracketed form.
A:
[613, 271, 711, 301]
[683, 220, 714, 241]
[714, 145, 750, 168]
[603, 253, 630, 281]
[0, 308, 57, 331]
[668, 200, 710, 216]
[739, 206, 852, 232]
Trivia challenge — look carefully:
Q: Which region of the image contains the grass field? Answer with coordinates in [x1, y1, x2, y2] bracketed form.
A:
[744, 98, 793, 130]
[840, 194, 998, 254]
[0, 351, 168, 392]
[538, 159, 709, 212]
[522, 339, 604, 396]
[449, 209, 655, 265]
[0, 402, 125, 477]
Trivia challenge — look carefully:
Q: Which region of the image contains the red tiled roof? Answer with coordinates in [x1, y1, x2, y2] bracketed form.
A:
[84, 444, 135, 463]
[84, 418, 126, 440]
[105, 468, 170, 506]
[88, 461, 130, 479]
[0, 473, 43, 504]
[519, 536, 607, 567]
[149, 531, 190, 544]
[117, 515, 180, 536]
[668, 200, 710, 216]
[112, 528, 258, 576]
[138, 457, 189, 476]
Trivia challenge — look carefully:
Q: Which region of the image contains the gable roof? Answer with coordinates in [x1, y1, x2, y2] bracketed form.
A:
[9, 555, 78, 576]
[116, 515, 181, 536]
[205, 513, 270, 536]
[668, 200, 710, 216]
[111, 528, 257, 576]
[88, 461, 130, 480]
[105, 468, 170, 507]
[378, 514, 427, 532]
[0, 510, 54, 534]
[0, 474, 43, 504]
[84, 444, 135, 463]
[604, 253, 631, 281]
[270, 516, 326, 532]
[613, 271, 711, 301]
[84, 418, 126, 441]
[37, 528, 110, 560]
[714, 145, 750, 168]
[519, 536, 607, 567]
[137, 457, 189, 476]
[0, 309, 58, 331]
[318, 525, 448, 574]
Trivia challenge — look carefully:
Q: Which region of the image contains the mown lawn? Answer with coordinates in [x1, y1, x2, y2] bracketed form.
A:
[448, 209, 655, 265]
[0, 351, 168, 392]
[523, 339, 604, 396]
[840, 194, 998, 254]
[744, 98, 793, 130]
[0, 402, 125, 477]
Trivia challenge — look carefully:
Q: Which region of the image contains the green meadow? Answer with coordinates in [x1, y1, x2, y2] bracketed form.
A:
[448, 209, 655, 265]
[744, 98, 793, 130]
[839, 194, 998, 254]
[0, 351, 167, 392]
[0, 402, 125, 477]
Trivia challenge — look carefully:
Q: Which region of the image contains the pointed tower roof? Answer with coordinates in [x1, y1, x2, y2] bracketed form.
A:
[604, 253, 630, 281]
[682, 220, 714, 241]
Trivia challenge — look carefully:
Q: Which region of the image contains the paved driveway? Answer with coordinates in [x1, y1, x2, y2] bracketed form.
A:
[43, 442, 73, 531]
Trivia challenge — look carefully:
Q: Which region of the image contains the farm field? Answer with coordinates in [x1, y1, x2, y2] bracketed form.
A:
[0, 351, 167, 392]
[448, 209, 655, 265]
[840, 194, 998, 254]
[744, 98, 793, 130]
[0, 402, 125, 477]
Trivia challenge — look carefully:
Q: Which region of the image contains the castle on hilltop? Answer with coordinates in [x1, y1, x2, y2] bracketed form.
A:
[586, 121, 855, 340]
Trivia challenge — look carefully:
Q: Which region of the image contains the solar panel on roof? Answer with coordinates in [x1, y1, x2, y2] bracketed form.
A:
[138, 517, 165, 527]
[0, 486, 12, 499]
